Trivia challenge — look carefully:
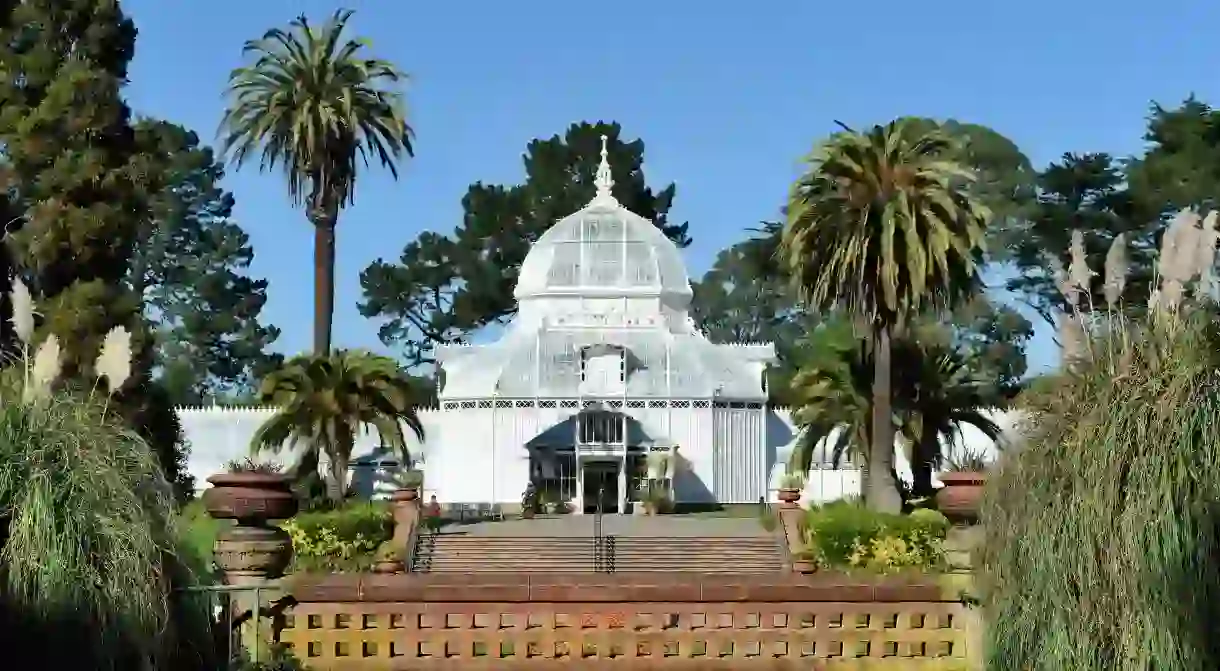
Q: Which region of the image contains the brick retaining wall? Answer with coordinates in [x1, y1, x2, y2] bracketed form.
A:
[275, 572, 973, 669]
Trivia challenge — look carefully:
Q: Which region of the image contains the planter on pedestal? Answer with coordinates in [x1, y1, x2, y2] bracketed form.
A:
[936, 472, 986, 524]
[791, 556, 817, 574]
[202, 471, 298, 584]
[778, 488, 801, 504]
[389, 486, 422, 551]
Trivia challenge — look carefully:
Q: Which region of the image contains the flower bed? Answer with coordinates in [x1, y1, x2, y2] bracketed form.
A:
[801, 499, 950, 572]
[280, 501, 394, 573]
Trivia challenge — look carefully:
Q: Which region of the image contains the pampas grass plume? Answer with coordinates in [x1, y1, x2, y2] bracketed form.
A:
[1103, 233, 1128, 310]
[94, 326, 133, 396]
[1194, 210, 1218, 300]
[9, 278, 34, 345]
[1069, 230, 1095, 292]
[23, 334, 61, 404]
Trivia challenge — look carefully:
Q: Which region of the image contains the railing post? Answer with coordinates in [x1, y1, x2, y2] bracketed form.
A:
[391, 486, 422, 563]
[776, 496, 810, 573]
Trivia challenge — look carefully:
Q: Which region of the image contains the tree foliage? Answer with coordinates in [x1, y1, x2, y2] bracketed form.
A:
[781, 119, 991, 512]
[221, 9, 413, 354]
[131, 119, 281, 404]
[0, 0, 202, 502]
[251, 350, 427, 503]
[360, 121, 691, 369]
[982, 222, 1220, 669]
[0, 0, 144, 376]
[1006, 99, 1220, 324]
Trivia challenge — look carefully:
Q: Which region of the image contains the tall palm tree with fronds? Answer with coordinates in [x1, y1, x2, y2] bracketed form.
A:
[220, 10, 414, 354]
[251, 349, 425, 503]
[780, 119, 990, 512]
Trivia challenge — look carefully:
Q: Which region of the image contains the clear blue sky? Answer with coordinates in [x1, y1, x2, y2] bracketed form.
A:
[121, 0, 1220, 374]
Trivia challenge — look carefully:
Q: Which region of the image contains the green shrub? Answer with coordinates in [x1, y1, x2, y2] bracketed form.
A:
[281, 501, 393, 572]
[802, 500, 947, 572]
[980, 221, 1220, 671]
[982, 308, 1220, 669]
[0, 360, 215, 669]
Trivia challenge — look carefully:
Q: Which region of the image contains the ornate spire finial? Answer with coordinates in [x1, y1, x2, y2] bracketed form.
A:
[595, 134, 614, 198]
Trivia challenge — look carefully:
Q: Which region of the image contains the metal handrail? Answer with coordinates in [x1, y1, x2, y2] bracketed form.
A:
[593, 485, 605, 572]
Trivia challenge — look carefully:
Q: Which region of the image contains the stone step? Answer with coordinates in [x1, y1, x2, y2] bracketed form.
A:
[411, 533, 785, 574]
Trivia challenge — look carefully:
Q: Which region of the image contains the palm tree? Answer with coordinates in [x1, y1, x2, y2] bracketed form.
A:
[251, 349, 426, 503]
[220, 10, 414, 354]
[786, 319, 875, 475]
[897, 342, 1002, 498]
[780, 119, 990, 512]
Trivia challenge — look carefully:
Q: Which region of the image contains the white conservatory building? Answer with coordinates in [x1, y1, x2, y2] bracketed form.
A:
[426, 139, 777, 513]
[175, 139, 1021, 512]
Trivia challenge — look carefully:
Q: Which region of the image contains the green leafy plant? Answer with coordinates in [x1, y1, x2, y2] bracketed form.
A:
[802, 499, 948, 572]
[0, 280, 214, 669]
[251, 349, 426, 503]
[779, 472, 805, 490]
[981, 214, 1220, 670]
[374, 540, 403, 562]
[231, 642, 308, 671]
[943, 445, 990, 472]
[226, 457, 285, 474]
[280, 501, 393, 572]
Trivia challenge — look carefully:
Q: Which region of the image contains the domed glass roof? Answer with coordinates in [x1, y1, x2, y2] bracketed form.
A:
[514, 137, 693, 301]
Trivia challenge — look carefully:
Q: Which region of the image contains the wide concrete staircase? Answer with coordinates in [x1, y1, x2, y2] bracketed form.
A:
[410, 532, 785, 573]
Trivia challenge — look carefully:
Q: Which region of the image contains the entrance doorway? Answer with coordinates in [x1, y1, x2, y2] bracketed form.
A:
[582, 461, 619, 514]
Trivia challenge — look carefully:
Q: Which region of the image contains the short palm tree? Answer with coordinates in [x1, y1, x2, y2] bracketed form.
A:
[787, 320, 874, 474]
[898, 343, 1002, 498]
[781, 119, 990, 512]
[251, 350, 425, 503]
[220, 10, 414, 354]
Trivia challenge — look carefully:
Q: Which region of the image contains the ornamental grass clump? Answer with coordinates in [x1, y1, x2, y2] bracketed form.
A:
[0, 279, 214, 670]
[979, 209, 1220, 670]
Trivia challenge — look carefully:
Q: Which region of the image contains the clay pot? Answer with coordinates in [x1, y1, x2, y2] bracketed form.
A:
[213, 525, 292, 579]
[792, 558, 817, 574]
[778, 488, 801, 504]
[391, 487, 419, 503]
[936, 472, 986, 524]
[373, 559, 404, 574]
[203, 472, 297, 525]
[522, 508, 535, 520]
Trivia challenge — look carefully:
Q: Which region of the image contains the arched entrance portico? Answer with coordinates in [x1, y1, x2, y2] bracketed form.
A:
[526, 407, 670, 514]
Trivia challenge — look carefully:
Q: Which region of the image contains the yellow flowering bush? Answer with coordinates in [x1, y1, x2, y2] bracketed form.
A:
[803, 500, 949, 572]
[280, 501, 393, 572]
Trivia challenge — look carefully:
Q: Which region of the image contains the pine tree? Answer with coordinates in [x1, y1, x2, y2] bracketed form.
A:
[0, 0, 143, 372]
[0, 0, 194, 501]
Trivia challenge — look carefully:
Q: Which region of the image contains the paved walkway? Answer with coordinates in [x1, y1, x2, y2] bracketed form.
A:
[439, 514, 771, 538]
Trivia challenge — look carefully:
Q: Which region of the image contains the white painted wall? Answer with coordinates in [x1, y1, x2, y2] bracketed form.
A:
[178, 405, 1022, 507]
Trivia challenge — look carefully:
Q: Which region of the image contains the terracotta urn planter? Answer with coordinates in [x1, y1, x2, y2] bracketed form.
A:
[791, 558, 817, 574]
[937, 472, 987, 524]
[213, 525, 293, 581]
[202, 472, 298, 525]
[373, 559, 404, 574]
[778, 488, 801, 505]
[391, 486, 419, 504]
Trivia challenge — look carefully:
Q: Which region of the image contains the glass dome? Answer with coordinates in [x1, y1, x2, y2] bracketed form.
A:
[515, 135, 693, 301]
[515, 202, 692, 300]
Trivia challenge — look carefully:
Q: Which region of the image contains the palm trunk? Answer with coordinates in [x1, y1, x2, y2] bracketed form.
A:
[868, 325, 903, 513]
[310, 207, 337, 355]
[327, 450, 348, 504]
[911, 425, 937, 499]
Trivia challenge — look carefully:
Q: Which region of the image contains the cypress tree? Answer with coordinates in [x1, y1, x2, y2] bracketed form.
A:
[0, 0, 193, 500]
